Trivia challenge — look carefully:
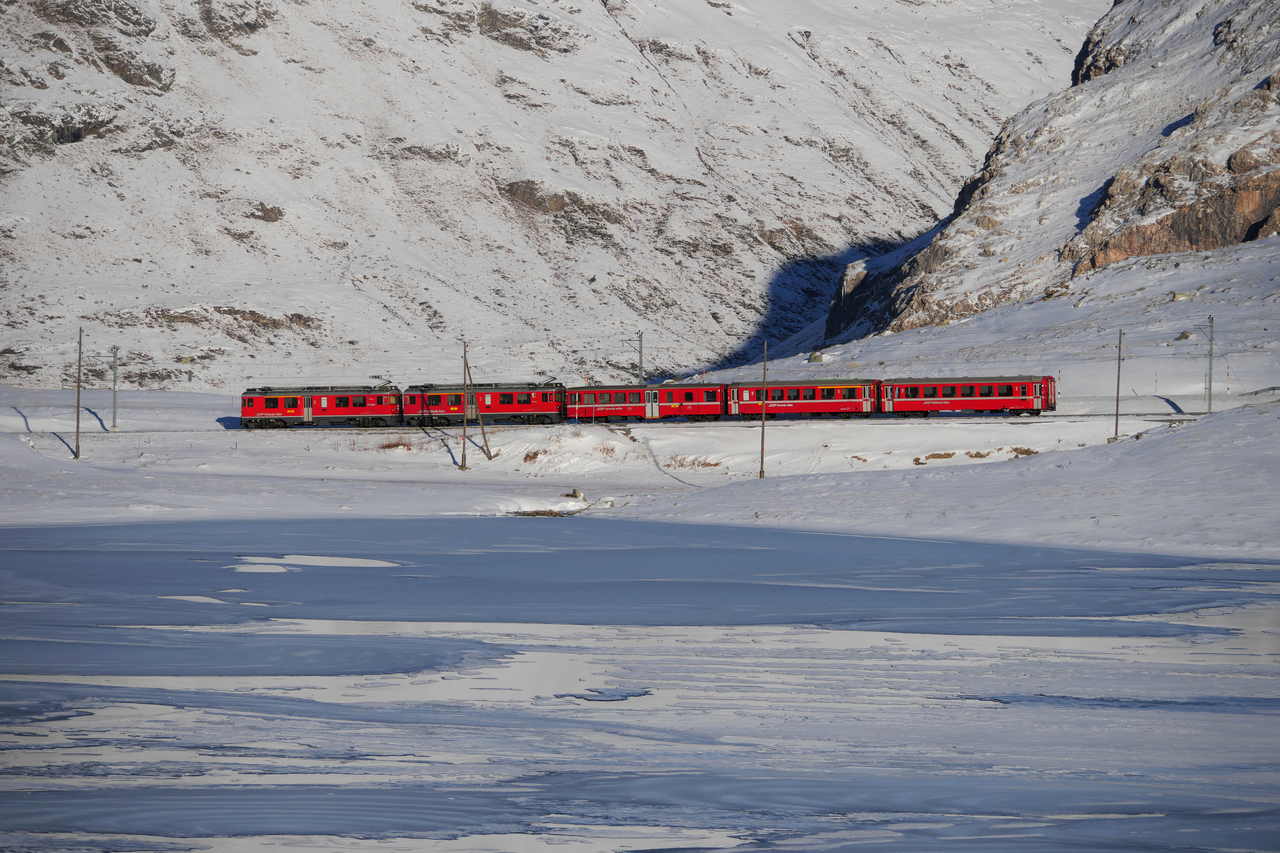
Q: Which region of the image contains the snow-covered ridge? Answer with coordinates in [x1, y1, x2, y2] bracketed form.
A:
[0, 0, 1103, 388]
[825, 0, 1280, 340]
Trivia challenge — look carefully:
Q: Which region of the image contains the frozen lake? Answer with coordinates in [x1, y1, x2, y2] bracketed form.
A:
[2, 517, 1277, 851]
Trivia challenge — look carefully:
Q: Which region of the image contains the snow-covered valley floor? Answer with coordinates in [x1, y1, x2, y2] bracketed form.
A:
[2, 386, 1278, 851]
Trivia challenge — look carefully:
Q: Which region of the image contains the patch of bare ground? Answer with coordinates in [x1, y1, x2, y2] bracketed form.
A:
[912, 451, 956, 465]
[663, 454, 721, 469]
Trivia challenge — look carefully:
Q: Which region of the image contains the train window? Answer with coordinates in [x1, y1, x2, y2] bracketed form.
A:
[922, 387, 937, 398]
[1033, 384, 1040, 396]
[353, 396, 366, 407]
[448, 394, 462, 406]
[265, 398, 279, 409]
[319, 397, 328, 408]
[499, 393, 514, 405]
[484, 394, 492, 406]
[602, 393, 614, 404]
[630, 392, 642, 404]
[242, 398, 253, 408]
[704, 390, 718, 402]
[769, 388, 784, 401]
[284, 397, 299, 408]
[941, 386, 956, 398]
[998, 385, 1013, 397]
[517, 393, 531, 405]
[568, 393, 578, 404]
[903, 387, 920, 399]
[979, 386, 993, 397]
[336, 397, 350, 407]
[960, 386, 974, 398]
[584, 393, 596, 405]
[848, 387, 861, 399]
[391, 396, 401, 406]
[426, 395, 440, 406]
[405, 396, 414, 405]
[684, 391, 695, 402]
[820, 388, 835, 400]
[665, 392, 673, 403]
[801, 388, 815, 400]
[1020, 385, 1027, 396]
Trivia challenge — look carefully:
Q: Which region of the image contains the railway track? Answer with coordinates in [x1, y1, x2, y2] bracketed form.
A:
[1, 411, 1200, 438]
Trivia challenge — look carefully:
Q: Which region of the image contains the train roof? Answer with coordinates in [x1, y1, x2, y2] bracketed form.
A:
[405, 382, 563, 392]
[241, 385, 400, 394]
[567, 382, 723, 391]
[725, 378, 876, 387]
[883, 376, 1051, 384]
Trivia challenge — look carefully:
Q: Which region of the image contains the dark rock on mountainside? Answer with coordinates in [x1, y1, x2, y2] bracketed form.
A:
[823, 0, 1280, 344]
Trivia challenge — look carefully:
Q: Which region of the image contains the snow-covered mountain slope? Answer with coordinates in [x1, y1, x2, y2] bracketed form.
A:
[825, 0, 1280, 341]
[0, 0, 1104, 389]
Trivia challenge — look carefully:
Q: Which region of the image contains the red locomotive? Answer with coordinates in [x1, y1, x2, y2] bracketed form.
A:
[240, 376, 1056, 428]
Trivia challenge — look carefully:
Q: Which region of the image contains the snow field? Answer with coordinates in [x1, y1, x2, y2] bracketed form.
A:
[6, 381, 1252, 552]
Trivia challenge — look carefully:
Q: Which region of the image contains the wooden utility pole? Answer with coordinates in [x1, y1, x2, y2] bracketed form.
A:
[758, 340, 767, 479]
[74, 327, 83, 459]
[463, 351, 493, 460]
[460, 342, 469, 470]
[1207, 314, 1215, 413]
[1114, 328, 1123, 440]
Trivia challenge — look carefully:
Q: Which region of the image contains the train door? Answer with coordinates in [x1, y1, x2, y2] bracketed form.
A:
[883, 385, 894, 413]
[466, 393, 478, 419]
[303, 396, 313, 424]
[1033, 381, 1043, 411]
[645, 390, 660, 419]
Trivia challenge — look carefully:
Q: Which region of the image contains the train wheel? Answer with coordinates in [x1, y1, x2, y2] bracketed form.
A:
[539, 415, 552, 425]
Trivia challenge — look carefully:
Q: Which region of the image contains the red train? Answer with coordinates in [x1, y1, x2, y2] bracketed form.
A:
[239, 376, 1055, 428]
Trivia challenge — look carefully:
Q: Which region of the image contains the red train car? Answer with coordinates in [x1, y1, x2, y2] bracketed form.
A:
[240, 386, 403, 428]
[566, 383, 726, 421]
[881, 376, 1056, 416]
[566, 385, 649, 421]
[404, 383, 565, 426]
[728, 379, 877, 418]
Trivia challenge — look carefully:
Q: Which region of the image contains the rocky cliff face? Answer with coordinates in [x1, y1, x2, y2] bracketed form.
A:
[825, 0, 1280, 343]
[0, 0, 1100, 387]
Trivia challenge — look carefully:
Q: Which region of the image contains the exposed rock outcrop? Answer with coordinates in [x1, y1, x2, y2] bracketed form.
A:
[1076, 160, 1280, 275]
[824, 0, 1280, 343]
